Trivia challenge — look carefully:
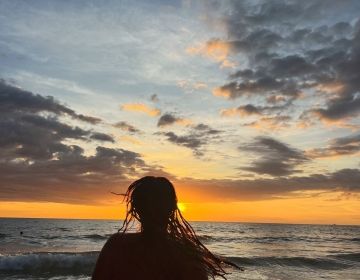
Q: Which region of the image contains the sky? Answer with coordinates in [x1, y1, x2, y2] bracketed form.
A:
[0, 0, 360, 224]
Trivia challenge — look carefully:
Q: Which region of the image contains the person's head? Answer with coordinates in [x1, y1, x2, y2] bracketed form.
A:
[123, 176, 178, 232]
[119, 176, 241, 279]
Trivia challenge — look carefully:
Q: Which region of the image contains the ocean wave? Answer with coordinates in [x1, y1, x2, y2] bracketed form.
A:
[0, 252, 98, 276]
[236, 236, 360, 244]
[333, 252, 360, 262]
[81, 234, 110, 240]
[0, 233, 7, 239]
[1, 251, 358, 276]
[38, 233, 111, 241]
[198, 234, 214, 241]
[40, 235, 60, 240]
[227, 253, 359, 269]
[57, 227, 71, 232]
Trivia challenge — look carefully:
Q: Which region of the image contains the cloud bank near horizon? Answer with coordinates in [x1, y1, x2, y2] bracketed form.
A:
[0, 80, 359, 205]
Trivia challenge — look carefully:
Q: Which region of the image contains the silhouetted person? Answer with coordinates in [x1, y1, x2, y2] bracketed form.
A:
[92, 176, 238, 279]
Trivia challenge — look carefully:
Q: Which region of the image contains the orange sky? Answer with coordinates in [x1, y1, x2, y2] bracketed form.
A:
[1, 189, 359, 225]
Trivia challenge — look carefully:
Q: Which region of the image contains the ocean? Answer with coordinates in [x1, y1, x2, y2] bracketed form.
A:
[0, 218, 359, 280]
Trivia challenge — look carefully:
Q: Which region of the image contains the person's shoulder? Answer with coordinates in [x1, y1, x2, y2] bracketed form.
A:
[106, 232, 141, 246]
[93, 233, 142, 279]
[99, 232, 141, 257]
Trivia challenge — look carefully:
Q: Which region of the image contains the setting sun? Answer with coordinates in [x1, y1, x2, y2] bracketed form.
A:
[177, 202, 186, 213]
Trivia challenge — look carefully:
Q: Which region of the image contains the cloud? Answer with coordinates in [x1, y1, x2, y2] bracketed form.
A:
[0, 78, 357, 203]
[307, 133, 360, 158]
[191, 123, 221, 135]
[150, 94, 159, 102]
[90, 132, 115, 142]
[0, 79, 102, 124]
[206, 0, 360, 128]
[221, 103, 290, 117]
[0, 146, 146, 203]
[159, 123, 221, 157]
[177, 168, 360, 202]
[213, 76, 300, 100]
[309, 97, 360, 123]
[177, 80, 208, 91]
[193, 82, 208, 90]
[162, 132, 204, 156]
[221, 104, 262, 117]
[240, 136, 309, 176]
[157, 113, 192, 127]
[186, 39, 235, 68]
[243, 116, 291, 131]
[114, 121, 142, 134]
[121, 103, 161, 117]
[0, 80, 150, 203]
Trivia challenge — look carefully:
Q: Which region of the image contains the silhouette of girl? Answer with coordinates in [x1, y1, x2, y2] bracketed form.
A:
[92, 176, 239, 279]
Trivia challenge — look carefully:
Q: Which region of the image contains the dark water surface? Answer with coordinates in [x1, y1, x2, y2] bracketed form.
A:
[0, 218, 359, 279]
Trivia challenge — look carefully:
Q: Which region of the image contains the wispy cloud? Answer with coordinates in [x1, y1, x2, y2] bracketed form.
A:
[158, 123, 221, 157]
[114, 121, 142, 134]
[177, 80, 208, 91]
[307, 133, 360, 158]
[186, 39, 236, 68]
[121, 103, 161, 117]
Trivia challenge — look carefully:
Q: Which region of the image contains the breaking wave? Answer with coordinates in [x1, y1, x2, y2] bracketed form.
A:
[1, 251, 358, 277]
[0, 252, 98, 276]
[228, 252, 360, 270]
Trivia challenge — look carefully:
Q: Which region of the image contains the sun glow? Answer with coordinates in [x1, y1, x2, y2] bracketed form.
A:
[177, 202, 186, 213]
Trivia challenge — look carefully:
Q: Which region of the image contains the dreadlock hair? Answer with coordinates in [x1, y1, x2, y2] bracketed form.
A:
[118, 176, 241, 279]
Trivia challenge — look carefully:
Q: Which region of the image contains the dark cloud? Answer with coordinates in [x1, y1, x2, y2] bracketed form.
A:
[215, 77, 300, 100]
[90, 132, 115, 142]
[162, 132, 204, 156]
[310, 96, 360, 122]
[157, 113, 189, 127]
[307, 133, 360, 158]
[157, 113, 179, 127]
[268, 55, 316, 78]
[240, 136, 309, 176]
[191, 123, 221, 135]
[177, 168, 360, 202]
[211, 0, 360, 126]
[0, 80, 149, 203]
[236, 104, 262, 115]
[150, 94, 159, 102]
[222, 103, 291, 117]
[1, 114, 86, 160]
[114, 121, 142, 134]
[0, 81, 115, 160]
[159, 123, 221, 157]
[0, 79, 102, 124]
[0, 146, 146, 203]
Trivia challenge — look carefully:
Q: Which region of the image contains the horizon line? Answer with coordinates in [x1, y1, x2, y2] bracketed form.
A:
[1, 216, 359, 227]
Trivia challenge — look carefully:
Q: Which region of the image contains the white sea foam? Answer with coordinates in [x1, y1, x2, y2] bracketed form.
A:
[0, 252, 98, 275]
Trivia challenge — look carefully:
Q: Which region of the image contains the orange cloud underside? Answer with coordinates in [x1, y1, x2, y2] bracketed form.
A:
[121, 103, 161, 116]
[186, 39, 235, 68]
